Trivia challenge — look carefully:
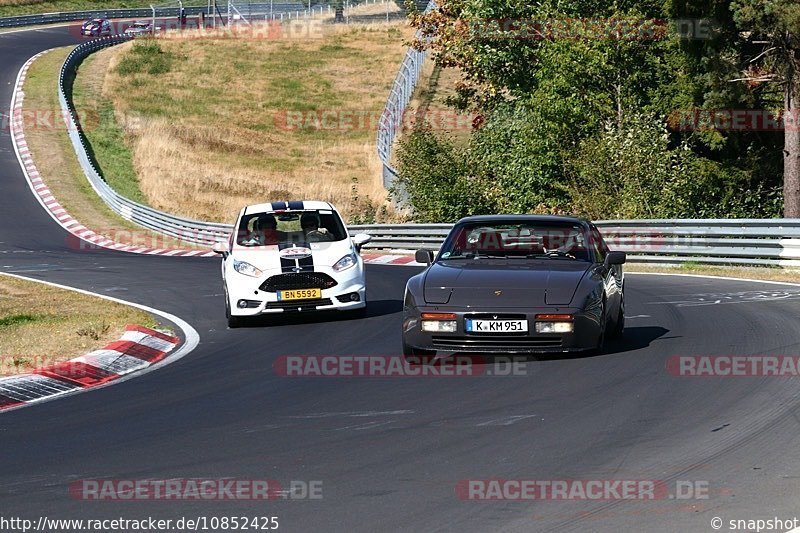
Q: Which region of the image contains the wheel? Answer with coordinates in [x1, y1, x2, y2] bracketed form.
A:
[594, 300, 608, 353]
[610, 294, 625, 338]
[402, 342, 436, 364]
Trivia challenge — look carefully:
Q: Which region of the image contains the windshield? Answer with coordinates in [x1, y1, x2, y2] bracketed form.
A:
[438, 222, 593, 262]
[235, 209, 348, 247]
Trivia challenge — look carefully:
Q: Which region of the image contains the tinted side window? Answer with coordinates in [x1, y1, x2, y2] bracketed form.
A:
[589, 225, 608, 262]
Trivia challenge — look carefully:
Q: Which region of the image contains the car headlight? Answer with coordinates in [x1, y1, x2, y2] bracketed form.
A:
[332, 253, 357, 272]
[420, 312, 457, 333]
[233, 260, 263, 277]
[534, 314, 574, 333]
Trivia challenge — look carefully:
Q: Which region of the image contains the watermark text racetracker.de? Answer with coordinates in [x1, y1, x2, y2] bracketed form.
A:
[456, 479, 710, 501]
[0, 515, 279, 532]
[667, 356, 800, 377]
[274, 355, 530, 377]
[69, 478, 322, 501]
[1, 109, 99, 134]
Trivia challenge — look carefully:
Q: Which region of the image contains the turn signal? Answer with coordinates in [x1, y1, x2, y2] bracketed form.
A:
[421, 313, 457, 320]
[535, 314, 573, 321]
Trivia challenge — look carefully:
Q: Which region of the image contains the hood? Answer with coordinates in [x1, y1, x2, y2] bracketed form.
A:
[423, 260, 591, 307]
[232, 239, 354, 273]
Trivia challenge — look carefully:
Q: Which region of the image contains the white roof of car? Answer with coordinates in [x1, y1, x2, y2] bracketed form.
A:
[244, 201, 335, 215]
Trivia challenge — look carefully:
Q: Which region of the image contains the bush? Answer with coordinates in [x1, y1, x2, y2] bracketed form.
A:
[116, 40, 173, 77]
[393, 127, 492, 222]
[564, 113, 782, 219]
[395, 104, 574, 222]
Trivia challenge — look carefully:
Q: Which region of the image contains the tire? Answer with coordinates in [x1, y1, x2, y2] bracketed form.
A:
[402, 342, 436, 364]
[610, 294, 625, 338]
[594, 300, 608, 353]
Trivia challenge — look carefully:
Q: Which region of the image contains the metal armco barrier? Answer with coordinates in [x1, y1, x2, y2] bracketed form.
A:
[376, 0, 435, 190]
[54, 21, 800, 266]
[350, 221, 800, 267]
[0, 3, 309, 29]
[59, 36, 233, 246]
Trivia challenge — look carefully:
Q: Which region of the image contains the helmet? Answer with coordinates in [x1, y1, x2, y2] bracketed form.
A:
[300, 212, 321, 230]
[254, 213, 277, 230]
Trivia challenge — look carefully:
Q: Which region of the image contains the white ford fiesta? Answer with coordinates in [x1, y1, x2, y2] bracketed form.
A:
[214, 201, 372, 327]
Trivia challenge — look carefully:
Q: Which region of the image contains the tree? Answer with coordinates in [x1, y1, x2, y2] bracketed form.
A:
[729, 0, 800, 216]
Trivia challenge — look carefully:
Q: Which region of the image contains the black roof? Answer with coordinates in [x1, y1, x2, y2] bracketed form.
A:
[454, 214, 591, 226]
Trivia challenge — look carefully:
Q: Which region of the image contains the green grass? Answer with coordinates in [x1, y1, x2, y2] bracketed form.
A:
[23, 46, 208, 249]
[0, 274, 159, 376]
[0, 0, 300, 18]
[0, 314, 43, 327]
[0, 0, 153, 18]
[116, 39, 174, 76]
[72, 48, 147, 203]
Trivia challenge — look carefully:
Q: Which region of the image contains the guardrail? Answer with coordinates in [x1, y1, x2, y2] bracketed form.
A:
[60, 36, 233, 245]
[0, 3, 310, 29]
[376, 0, 435, 190]
[350, 221, 800, 267]
[53, 21, 800, 266]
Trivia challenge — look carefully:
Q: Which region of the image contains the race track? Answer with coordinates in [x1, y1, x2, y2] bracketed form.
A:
[2, 25, 800, 533]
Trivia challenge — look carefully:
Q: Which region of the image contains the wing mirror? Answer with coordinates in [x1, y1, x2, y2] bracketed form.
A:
[415, 249, 435, 265]
[352, 233, 371, 252]
[212, 241, 229, 258]
[604, 251, 626, 268]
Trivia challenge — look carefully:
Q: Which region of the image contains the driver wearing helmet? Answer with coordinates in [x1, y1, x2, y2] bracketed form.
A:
[300, 212, 332, 242]
[242, 213, 282, 245]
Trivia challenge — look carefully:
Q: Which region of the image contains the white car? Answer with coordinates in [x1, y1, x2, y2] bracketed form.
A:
[214, 201, 372, 327]
[124, 21, 158, 36]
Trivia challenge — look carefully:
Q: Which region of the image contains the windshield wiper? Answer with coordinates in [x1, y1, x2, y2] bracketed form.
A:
[529, 251, 580, 260]
[464, 253, 508, 259]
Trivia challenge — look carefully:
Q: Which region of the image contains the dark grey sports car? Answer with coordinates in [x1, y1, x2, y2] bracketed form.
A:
[402, 215, 626, 358]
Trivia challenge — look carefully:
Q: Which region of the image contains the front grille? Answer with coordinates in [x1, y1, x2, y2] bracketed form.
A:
[260, 273, 337, 292]
[431, 336, 563, 352]
[265, 298, 333, 311]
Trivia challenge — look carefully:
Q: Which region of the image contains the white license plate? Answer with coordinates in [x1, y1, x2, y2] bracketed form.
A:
[465, 319, 528, 333]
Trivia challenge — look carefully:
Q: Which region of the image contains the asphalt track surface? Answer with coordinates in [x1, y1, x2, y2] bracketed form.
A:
[3, 25, 800, 533]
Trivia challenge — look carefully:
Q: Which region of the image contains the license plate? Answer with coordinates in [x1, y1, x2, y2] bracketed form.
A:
[465, 319, 528, 333]
[278, 288, 321, 301]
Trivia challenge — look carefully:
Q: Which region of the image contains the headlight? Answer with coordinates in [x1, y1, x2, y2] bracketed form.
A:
[535, 322, 574, 333]
[333, 253, 357, 272]
[420, 312, 457, 333]
[421, 320, 457, 333]
[233, 260, 263, 277]
[535, 314, 574, 333]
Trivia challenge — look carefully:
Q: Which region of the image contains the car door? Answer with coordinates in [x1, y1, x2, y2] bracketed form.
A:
[589, 224, 622, 315]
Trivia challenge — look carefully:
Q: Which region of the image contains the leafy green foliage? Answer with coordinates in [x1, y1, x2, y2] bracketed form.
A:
[396, 0, 789, 221]
[565, 113, 781, 218]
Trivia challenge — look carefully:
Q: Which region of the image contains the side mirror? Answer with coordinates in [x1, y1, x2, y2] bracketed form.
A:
[351, 233, 371, 252]
[604, 251, 626, 267]
[415, 249, 434, 265]
[212, 241, 229, 257]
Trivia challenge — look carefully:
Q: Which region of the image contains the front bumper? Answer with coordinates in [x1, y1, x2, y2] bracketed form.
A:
[402, 306, 602, 354]
[226, 266, 366, 316]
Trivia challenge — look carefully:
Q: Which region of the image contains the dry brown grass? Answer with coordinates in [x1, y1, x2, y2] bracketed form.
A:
[0, 0, 152, 17]
[94, 21, 415, 224]
[0, 0, 48, 5]
[24, 48, 207, 249]
[626, 264, 800, 284]
[0, 274, 156, 377]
